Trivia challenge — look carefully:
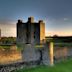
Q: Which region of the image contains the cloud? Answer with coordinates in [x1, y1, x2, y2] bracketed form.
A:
[64, 18, 69, 21]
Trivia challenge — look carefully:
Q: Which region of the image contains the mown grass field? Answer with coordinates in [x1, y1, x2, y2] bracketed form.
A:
[14, 59, 72, 72]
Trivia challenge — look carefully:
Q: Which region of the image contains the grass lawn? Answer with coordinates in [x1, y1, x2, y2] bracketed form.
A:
[14, 59, 72, 72]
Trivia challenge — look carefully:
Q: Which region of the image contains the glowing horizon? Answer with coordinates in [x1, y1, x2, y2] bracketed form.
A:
[0, 22, 72, 37]
[45, 31, 72, 36]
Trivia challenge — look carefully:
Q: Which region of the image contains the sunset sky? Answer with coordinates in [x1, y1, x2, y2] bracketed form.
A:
[0, 0, 72, 37]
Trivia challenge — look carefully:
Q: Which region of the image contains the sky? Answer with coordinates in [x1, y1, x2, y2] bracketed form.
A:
[0, 0, 72, 37]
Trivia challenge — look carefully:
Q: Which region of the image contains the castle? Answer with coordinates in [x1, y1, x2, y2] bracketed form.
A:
[17, 17, 45, 45]
[16, 17, 53, 65]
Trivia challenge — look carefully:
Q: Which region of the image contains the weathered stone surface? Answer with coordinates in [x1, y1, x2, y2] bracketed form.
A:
[22, 44, 40, 62]
[22, 44, 50, 65]
[42, 46, 50, 65]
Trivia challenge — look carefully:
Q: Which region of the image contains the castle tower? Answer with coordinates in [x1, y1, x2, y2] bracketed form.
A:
[28, 16, 34, 23]
[39, 20, 45, 44]
[17, 20, 27, 44]
[17, 17, 45, 45]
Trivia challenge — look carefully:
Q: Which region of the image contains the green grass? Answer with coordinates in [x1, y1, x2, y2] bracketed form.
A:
[0, 45, 11, 49]
[14, 59, 72, 72]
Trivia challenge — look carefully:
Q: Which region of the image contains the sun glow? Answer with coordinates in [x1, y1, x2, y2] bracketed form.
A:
[46, 31, 72, 36]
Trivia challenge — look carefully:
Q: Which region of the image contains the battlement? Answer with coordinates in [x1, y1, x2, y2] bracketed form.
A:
[28, 16, 34, 23]
[18, 20, 23, 23]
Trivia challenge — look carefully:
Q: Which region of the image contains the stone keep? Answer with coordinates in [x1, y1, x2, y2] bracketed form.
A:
[17, 17, 45, 45]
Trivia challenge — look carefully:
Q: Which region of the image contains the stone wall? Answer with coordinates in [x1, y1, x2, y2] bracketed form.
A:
[54, 46, 72, 62]
[21, 44, 50, 65]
